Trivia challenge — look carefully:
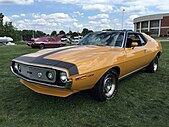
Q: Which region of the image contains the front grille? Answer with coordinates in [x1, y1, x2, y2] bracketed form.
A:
[12, 62, 58, 84]
[11, 61, 72, 88]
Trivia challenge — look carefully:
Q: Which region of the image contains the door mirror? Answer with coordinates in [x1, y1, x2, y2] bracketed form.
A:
[131, 42, 138, 48]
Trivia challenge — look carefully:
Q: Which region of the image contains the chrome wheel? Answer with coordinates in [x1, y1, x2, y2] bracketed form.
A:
[92, 70, 118, 101]
[103, 75, 116, 98]
[153, 62, 158, 71]
[146, 56, 159, 73]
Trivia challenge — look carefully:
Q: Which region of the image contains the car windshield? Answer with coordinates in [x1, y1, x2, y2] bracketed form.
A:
[78, 32, 124, 47]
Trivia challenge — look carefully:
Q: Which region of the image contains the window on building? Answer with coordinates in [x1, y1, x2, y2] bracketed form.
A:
[150, 20, 159, 28]
[142, 21, 148, 28]
[150, 29, 159, 36]
[136, 22, 140, 29]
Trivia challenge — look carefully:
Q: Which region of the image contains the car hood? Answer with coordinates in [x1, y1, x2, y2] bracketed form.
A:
[14, 45, 124, 75]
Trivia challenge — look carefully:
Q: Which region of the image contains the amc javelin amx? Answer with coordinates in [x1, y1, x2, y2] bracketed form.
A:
[11, 30, 162, 101]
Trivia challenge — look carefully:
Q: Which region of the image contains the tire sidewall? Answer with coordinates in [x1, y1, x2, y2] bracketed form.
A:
[103, 72, 118, 100]
[40, 44, 45, 49]
[93, 70, 118, 101]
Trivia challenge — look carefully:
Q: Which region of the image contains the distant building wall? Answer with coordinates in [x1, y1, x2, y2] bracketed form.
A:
[133, 13, 169, 36]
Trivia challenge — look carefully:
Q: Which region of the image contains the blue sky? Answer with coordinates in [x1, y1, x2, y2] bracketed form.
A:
[0, 0, 169, 34]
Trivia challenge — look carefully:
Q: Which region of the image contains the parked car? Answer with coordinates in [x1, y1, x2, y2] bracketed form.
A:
[5, 42, 15, 45]
[0, 36, 13, 45]
[61, 37, 71, 44]
[71, 36, 83, 44]
[27, 35, 67, 49]
[11, 30, 162, 101]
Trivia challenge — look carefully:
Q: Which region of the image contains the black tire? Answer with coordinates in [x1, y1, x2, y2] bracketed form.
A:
[92, 69, 118, 101]
[146, 56, 158, 73]
[30, 44, 34, 48]
[40, 44, 45, 49]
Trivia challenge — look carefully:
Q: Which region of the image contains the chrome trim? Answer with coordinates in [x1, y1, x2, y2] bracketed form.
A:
[121, 31, 126, 48]
[11, 66, 72, 89]
[119, 65, 148, 80]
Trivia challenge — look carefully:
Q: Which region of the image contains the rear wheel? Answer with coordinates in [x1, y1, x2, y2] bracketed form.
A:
[40, 44, 45, 49]
[92, 69, 118, 101]
[146, 56, 158, 73]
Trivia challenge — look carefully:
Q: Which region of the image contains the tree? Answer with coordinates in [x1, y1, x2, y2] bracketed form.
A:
[59, 30, 65, 35]
[67, 30, 73, 35]
[81, 28, 93, 36]
[0, 13, 4, 26]
[51, 31, 57, 36]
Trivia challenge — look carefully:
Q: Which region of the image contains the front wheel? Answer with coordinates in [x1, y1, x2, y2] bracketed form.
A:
[146, 56, 159, 73]
[40, 44, 45, 49]
[92, 70, 118, 101]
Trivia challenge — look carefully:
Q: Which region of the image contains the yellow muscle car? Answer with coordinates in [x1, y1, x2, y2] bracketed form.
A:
[11, 30, 162, 101]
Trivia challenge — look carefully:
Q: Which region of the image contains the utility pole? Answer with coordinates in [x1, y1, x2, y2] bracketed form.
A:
[122, 9, 125, 30]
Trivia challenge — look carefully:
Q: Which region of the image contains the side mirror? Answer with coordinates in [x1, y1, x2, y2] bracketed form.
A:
[131, 42, 138, 48]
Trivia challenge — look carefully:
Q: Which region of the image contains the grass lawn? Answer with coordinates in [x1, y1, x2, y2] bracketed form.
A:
[0, 43, 169, 127]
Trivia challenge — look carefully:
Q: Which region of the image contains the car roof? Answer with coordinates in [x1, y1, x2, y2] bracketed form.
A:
[91, 30, 141, 35]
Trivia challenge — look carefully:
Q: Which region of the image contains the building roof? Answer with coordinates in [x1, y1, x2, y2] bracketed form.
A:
[133, 13, 169, 23]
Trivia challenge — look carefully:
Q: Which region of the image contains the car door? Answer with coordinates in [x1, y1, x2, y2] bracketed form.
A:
[124, 32, 149, 74]
[48, 37, 56, 47]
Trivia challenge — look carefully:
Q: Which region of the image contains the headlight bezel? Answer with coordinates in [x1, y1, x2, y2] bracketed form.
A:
[46, 71, 54, 80]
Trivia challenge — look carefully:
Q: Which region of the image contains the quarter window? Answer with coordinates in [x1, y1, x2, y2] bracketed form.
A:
[126, 33, 145, 48]
[138, 34, 147, 46]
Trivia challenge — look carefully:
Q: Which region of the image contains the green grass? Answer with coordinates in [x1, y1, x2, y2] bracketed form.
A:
[0, 44, 169, 127]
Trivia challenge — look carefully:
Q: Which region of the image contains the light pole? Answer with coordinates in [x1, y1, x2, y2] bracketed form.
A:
[122, 9, 125, 30]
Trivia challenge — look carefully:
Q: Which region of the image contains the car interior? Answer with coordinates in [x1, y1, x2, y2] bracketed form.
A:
[126, 33, 144, 48]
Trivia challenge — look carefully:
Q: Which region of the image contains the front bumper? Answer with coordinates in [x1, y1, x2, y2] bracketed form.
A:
[20, 79, 77, 97]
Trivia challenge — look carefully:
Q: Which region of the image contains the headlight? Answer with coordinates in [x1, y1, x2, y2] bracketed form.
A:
[14, 63, 21, 72]
[60, 71, 68, 83]
[14, 63, 18, 70]
[46, 71, 54, 80]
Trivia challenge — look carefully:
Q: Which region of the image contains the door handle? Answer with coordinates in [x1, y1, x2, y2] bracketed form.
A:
[144, 49, 147, 53]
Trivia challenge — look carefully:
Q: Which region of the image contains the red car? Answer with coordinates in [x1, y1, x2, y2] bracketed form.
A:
[27, 35, 67, 49]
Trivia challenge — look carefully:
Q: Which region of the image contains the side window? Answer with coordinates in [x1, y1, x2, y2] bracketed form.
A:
[126, 33, 142, 48]
[48, 38, 55, 42]
[115, 33, 124, 47]
[45, 38, 48, 42]
[138, 34, 147, 46]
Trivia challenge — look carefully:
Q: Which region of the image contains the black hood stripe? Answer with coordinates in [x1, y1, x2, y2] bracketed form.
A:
[14, 46, 79, 76]
[39, 46, 78, 58]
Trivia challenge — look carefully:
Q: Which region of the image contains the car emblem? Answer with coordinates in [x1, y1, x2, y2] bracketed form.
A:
[37, 72, 42, 78]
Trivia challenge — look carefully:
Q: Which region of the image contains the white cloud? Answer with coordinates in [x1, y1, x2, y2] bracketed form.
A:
[83, 4, 113, 12]
[15, 12, 79, 33]
[87, 13, 116, 31]
[88, 14, 109, 20]
[157, 4, 169, 11]
[0, 0, 35, 5]
[73, 22, 83, 29]
[20, 14, 26, 17]
[12, 15, 20, 18]
[74, 11, 84, 16]
[120, 6, 146, 14]
[3, 16, 11, 23]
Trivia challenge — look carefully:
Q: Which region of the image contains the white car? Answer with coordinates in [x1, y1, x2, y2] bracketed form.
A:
[0, 36, 13, 44]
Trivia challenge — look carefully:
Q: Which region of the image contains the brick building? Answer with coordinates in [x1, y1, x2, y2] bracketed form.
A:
[133, 13, 169, 36]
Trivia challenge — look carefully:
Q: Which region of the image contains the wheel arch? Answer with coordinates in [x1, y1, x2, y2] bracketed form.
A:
[157, 51, 161, 58]
[109, 66, 120, 78]
[98, 66, 120, 83]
